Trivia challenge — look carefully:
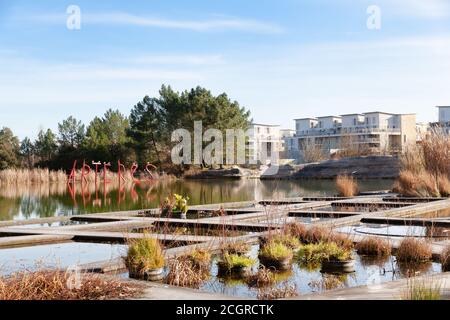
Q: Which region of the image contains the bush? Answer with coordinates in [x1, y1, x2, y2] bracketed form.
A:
[356, 237, 391, 256]
[396, 238, 432, 263]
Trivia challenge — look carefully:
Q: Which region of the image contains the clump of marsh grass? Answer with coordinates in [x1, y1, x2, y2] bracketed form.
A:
[283, 222, 307, 239]
[299, 242, 353, 263]
[220, 241, 251, 255]
[166, 257, 209, 289]
[259, 242, 293, 262]
[262, 234, 301, 250]
[0, 270, 142, 300]
[396, 238, 432, 263]
[124, 236, 165, 276]
[440, 246, 450, 272]
[256, 283, 298, 300]
[183, 248, 212, 271]
[401, 277, 442, 300]
[394, 131, 450, 198]
[217, 253, 255, 274]
[336, 175, 359, 197]
[356, 237, 391, 257]
[299, 226, 353, 249]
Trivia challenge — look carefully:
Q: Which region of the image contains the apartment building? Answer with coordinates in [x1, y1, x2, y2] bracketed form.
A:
[247, 123, 282, 164]
[284, 111, 416, 162]
[434, 106, 450, 134]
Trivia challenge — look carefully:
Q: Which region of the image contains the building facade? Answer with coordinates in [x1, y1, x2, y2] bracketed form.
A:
[284, 112, 417, 162]
[247, 123, 282, 164]
[434, 106, 450, 134]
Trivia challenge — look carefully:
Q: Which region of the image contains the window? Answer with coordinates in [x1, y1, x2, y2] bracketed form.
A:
[353, 118, 356, 126]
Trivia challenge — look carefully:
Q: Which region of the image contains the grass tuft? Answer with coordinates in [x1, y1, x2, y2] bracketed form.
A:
[356, 237, 391, 257]
[336, 175, 359, 197]
[125, 235, 165, 275]
[396, 238, 432, 263]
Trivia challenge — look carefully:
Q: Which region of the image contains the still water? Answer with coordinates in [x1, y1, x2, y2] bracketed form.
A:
[0, 179, 395, 221]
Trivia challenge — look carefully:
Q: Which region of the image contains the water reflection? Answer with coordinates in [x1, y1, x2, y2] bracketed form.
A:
[0, 179, 394, 221]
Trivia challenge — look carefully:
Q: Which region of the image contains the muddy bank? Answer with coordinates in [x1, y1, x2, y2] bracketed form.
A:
[264, 156, 400, 180]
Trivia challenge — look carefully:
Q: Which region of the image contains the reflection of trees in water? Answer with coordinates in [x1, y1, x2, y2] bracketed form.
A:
[0, 179, 395, 221]
[0, 197, 22, 221]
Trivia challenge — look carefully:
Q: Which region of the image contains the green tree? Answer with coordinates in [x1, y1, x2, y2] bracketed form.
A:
[35, 129, 57, 162]
[128, 95, 165, 164]
[0, 127, 20, 169]
[58, 116, 85, 149]
[84, 109, 132, 163]
[20, 137, 35, 168]
[128, 85, 251, 165]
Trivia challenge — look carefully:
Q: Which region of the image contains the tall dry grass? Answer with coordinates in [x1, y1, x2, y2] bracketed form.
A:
[336, 175, 359, 197]
[0, 168, 67, 185]
[0, 270, 142, 300]
[394, 131, 450, 197]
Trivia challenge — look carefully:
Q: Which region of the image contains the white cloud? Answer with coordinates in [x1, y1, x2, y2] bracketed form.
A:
[14, 11, 284, 34]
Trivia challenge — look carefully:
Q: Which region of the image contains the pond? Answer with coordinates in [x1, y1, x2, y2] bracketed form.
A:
[0, 179, 395, 221]
[0, 242, 127, 275]
[165, 244, 442, 299]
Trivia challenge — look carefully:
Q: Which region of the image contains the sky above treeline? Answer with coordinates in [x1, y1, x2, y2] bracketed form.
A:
[1, 0, 450, 139]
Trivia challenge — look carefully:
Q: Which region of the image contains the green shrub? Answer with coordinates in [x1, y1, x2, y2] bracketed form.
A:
[125, 236, 165, 274]
[259, 242, 293, 261]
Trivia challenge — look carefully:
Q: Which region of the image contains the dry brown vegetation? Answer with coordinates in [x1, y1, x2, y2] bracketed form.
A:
[256, 283, 298, 300]
[336, 175, 359, 197]
[440, 246, 450, 272]
[166, 257, 209, 288]
[356, 237, 391, 257]
[296, 225, 354, 249]
[0, 168, 67, 185]
[394, 131, 450, 197]
[0, 270, 142, 300]
[396, 238, 432, 263]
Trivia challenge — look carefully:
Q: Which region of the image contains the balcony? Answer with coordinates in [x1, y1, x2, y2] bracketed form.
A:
[296, 126, 401, 137]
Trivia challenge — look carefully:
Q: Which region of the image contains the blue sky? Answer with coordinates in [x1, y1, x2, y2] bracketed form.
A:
[1, 0, 450, 139]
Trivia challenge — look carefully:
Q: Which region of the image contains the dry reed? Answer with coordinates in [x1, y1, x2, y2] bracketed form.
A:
[0, 270, 142, 300]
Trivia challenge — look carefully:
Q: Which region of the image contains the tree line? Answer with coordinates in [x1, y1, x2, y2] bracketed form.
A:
[0, 85, 251, 173]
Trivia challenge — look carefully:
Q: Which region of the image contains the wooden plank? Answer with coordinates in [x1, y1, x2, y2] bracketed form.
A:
[0, 227, 219, 244]
[0, 234, 73, 248]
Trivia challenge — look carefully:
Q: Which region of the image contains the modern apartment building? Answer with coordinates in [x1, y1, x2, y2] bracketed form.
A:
[247, 123, 282, 164]
[284, 111, 416, 162]
[434, 106, 450, 134]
